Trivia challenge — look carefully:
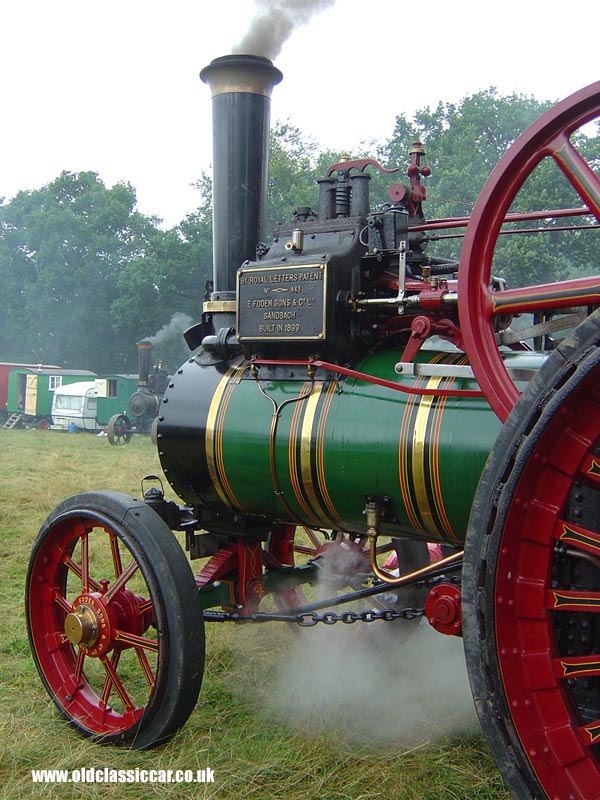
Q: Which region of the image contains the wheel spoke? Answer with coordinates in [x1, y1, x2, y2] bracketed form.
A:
[110, 532, 123, 578]
[113, 630, 159, 653]
[578, 453, 600, 487]
[99, 650, 120, 708]
[74, 647, 86, 684]
[294, 543, 319, 555]
[555, 654, 600, 680]
[135, 649, 156, 690]
[54, 592, 73, 614]
[63, 555, 102, 592]
[580, 720, 600, 747]
[100, 652, 135, 712]
[303, 526, 322, 549]
[551, 133, 600, 221]
[103, 559, 139, 604]
[548, 588, 600, 612]
[457, 81, 600, 421]
[81, 533, 89, 592]
[47, 631, 70, 653]
[489, 275, 600, 317]
[554, 518, 600, 558]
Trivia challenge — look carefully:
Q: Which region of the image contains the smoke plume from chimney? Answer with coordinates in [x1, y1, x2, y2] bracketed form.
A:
[145, 312, 193, 347]
[232, 0, 336, 61]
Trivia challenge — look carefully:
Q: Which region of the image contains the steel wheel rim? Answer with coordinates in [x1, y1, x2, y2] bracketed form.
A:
[495, 362, 600, 795]
[27, 511, 162, 737]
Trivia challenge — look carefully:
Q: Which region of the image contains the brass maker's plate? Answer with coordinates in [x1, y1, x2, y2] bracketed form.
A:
[237, 263, 327, 341]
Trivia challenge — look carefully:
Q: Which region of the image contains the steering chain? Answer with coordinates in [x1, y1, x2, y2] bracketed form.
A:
[203, 569, 461, 626]
[203, 605, 425, 626]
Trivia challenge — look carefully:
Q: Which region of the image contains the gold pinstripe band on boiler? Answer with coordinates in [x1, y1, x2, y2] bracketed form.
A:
[399, 355, 460, 542]
[205, 359, 249, 510]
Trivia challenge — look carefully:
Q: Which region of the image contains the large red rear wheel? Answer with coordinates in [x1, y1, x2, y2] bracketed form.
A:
[26, 491, 204, 748]
[458, 80, 600, 422]
[463, 311, 600, 798]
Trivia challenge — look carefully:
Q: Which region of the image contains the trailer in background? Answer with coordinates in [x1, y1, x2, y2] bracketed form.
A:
[5, 367, 96, 429]
[0, 363, 60, 426]
[50, 381, 99, 432]
[94, 374, 138, 426]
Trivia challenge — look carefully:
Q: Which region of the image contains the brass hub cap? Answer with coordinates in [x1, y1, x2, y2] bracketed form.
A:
[64, 605, 99, 647]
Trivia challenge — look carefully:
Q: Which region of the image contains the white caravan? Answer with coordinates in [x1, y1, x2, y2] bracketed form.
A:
[51, 381, 98, 431]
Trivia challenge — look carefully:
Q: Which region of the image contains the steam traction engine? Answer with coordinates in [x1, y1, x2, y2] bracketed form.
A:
[25, 54, 600, 799]
[106, 341, 169, 445]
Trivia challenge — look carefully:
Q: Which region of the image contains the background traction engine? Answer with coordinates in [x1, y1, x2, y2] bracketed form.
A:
[106, 340, 169, 445]
[25, 52, 600, 800]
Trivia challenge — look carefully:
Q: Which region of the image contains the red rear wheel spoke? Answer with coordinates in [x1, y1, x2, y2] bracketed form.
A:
[47, 631, 69, 653]
[580, 719, 600, 747]
[554, 654, 600, 680]
[554, 518, 600, 559]
[548, 589, 600, 612]
[578, 454, 600, 487]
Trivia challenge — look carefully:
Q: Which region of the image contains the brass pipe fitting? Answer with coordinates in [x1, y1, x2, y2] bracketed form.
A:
[364, 499, 462, 585]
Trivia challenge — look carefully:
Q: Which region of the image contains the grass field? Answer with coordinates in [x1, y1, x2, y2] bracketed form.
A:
[0, 429, 511, 799]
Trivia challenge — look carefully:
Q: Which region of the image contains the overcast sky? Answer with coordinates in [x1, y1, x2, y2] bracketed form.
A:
[1, 0, 598, 226]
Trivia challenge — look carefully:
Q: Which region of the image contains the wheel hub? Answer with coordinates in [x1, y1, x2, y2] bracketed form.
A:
[67, 595, 112, 656]
[64, 604, 99, 646]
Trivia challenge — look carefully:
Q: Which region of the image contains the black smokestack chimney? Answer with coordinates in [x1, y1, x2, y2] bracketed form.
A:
[200, 55, 282, 301]
[137, 340, 152, 386]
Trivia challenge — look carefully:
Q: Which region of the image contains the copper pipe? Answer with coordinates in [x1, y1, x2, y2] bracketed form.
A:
[364, 500, 462, 585]
[368, 537, 463, 586]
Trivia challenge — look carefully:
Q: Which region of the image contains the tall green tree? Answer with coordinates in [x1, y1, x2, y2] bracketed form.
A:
[0, 171, 216, 374]
[110, 186, 213, 370]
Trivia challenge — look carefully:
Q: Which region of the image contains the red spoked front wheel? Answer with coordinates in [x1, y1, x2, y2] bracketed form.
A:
[26, 491, 204, 748]
[463, 311, 600, 798]
[458, 80, 600, 422]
